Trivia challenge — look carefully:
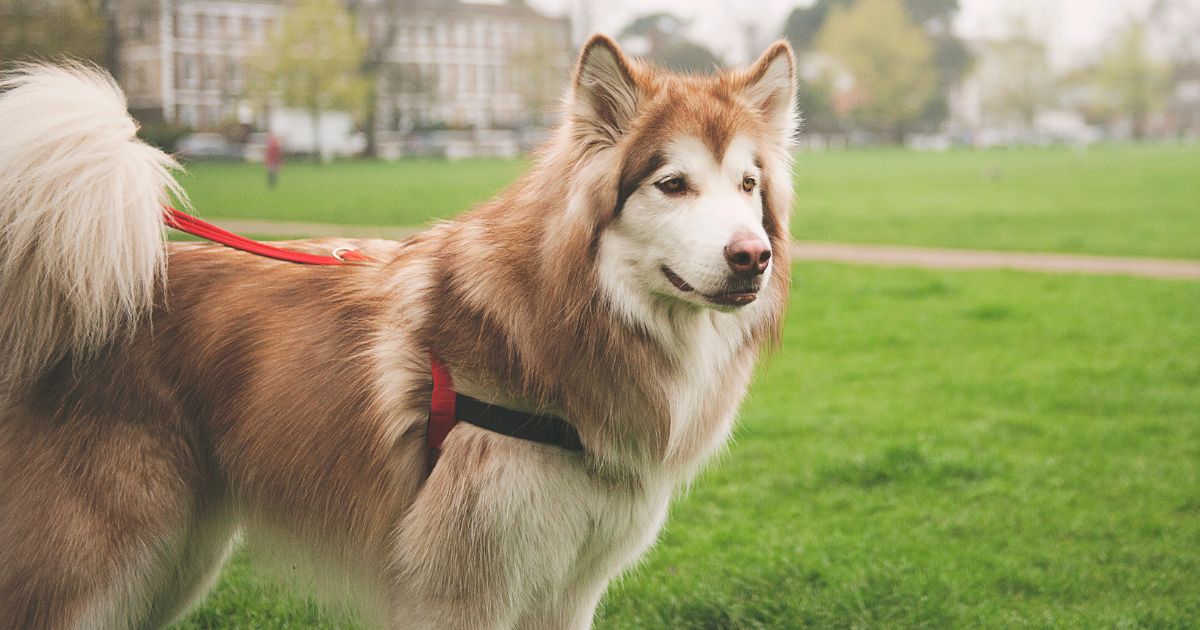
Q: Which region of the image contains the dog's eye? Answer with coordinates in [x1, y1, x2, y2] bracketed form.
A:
[655, 176, 688, 196]
[741, 176, 757, 193]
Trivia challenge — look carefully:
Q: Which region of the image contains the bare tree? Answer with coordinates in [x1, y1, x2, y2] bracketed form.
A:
[979, 16, 1055, 134]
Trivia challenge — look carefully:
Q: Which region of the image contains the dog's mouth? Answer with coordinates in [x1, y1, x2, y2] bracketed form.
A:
[661, 266, 759, 307]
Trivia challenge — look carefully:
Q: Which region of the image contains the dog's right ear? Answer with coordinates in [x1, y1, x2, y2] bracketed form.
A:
[569, 34, 640, 147]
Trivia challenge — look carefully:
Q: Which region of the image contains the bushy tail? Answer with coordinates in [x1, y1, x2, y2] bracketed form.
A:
[0, 62, 184, 391]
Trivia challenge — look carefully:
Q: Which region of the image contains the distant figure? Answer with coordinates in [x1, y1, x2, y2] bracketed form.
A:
[265, 134, 282, 188]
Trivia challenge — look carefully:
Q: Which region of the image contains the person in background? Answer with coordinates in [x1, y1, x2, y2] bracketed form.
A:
[265, 133, 282, 188]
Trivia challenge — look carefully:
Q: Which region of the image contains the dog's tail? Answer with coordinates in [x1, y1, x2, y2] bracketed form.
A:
[0, 62, 183, 391]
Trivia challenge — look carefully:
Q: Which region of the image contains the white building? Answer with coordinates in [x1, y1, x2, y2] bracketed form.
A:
[115, 0, 572, 156]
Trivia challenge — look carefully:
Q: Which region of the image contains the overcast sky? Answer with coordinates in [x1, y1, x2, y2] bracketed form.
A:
[523, 0, 1193, 69]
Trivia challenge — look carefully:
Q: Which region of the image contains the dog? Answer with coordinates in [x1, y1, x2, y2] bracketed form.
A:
[0, 34, 796, 629]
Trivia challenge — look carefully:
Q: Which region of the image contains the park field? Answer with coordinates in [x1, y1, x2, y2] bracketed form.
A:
[168, 145, 1198, 627]
[172, 263, 1200, 628]
[179, 143, 1200, 259]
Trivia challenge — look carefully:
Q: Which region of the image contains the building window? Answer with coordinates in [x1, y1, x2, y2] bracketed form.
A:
[178, 54, 196, 88]
[179, 13, 196, 38]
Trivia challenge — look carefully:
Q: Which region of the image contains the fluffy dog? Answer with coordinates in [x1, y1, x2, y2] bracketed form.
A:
[0, 35, 796, 629]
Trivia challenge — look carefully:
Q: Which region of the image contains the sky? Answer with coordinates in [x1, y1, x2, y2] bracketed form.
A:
[523, 0, 1190, 69]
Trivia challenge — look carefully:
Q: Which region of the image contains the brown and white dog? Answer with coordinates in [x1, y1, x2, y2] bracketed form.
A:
[0, 35, 796, 629]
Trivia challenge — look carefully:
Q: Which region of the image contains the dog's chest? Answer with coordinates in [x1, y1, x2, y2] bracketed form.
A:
[660, 315, 755, 473]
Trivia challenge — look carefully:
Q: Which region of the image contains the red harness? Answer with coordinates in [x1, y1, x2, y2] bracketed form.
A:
[428, 353, 458, 453]
[163, 207, 582, 462]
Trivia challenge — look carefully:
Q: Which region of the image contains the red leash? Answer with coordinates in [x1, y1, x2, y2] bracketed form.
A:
[163, 206, 370, 265]
[162, 206, 581, 468]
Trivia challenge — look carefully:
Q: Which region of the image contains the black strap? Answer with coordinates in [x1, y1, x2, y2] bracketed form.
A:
[454, 394, 583, 451]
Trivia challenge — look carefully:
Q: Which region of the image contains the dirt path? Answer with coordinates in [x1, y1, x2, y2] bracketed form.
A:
[790, 242, 1200, 280]
[212, 218, 1200, 280]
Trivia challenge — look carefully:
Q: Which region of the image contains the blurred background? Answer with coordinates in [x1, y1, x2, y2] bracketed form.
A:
[3, 1, 1199, 628]
[2, 0, 1199, 159]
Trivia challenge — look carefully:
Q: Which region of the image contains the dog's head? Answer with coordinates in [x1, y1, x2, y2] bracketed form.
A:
[556, 35, 796, 326]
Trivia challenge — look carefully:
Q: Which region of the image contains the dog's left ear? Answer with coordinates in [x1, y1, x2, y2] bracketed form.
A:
[737, 41, 798, 146]
[569, 34, 641, 147]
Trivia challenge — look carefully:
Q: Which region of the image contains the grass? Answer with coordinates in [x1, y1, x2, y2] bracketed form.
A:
[179, 158, 527, 227]
[174, 263, 1200, 628]
[181, 143, 1200, 259]
[791, 143, 1200, 259]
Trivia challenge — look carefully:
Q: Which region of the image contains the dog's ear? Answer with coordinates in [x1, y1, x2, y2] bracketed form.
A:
[570, 34, 641, 146]
[738, 41, 798, 146]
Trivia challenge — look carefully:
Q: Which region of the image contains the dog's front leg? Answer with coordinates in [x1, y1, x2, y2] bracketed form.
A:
[513, 577, 608, 630]
[388, 431, 596, 629]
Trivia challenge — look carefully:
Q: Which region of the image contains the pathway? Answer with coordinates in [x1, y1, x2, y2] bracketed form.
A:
[210, 218, 1200, 280]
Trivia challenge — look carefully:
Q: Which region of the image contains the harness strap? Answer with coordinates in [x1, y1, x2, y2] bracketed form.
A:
[427, 354, 583, 461]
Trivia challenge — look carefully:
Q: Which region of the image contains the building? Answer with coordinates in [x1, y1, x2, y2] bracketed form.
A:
[371, 0, 572, 133]
[113, 0, 572, 156]
[118, 0, 284, 128]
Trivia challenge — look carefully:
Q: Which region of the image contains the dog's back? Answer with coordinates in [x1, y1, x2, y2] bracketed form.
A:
[0, 66, 424, 628]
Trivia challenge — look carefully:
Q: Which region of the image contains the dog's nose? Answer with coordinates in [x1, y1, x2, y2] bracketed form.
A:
[724, 233, 771, 276]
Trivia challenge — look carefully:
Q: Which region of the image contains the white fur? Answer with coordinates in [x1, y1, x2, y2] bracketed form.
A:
[596, 133, 771, 473]
[597, 134, 772, 325]
[0, 63, 183, 393]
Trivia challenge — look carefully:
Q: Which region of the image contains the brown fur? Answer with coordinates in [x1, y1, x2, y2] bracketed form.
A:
[0, 35, 795, 628]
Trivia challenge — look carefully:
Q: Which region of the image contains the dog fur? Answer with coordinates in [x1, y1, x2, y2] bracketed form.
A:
[0, 35, 796, 629]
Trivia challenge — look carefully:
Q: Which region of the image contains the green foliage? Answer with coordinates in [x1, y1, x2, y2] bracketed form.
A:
[0, 0, 106, 65]
[784, 0, 969, 133]
[901, 0, 959, 25]
[795, 76, 841, 135]
[782, 0, 850, 52]
[138, 121, 192, 152]
[978, 17, 1055, 131]
[1098, 21, 1171, 139]
[817, 0, 938, 140]
[249, 0, 369, 158]
[619, 13, 724, 72]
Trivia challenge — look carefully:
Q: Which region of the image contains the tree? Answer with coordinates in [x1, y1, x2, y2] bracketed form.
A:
[346, 0, 448, 156]
[796, 76, 841, 136]
[1098, 21, 1170, 140]
[250, 0, 369, 161]
[784, 0, 968, 133]
[817, 0, 937, 141]
[0, 0, 106, 66]
[619, 13, 724, 73]
[782, 0, 848, 52]
[509, 34, 567, 126]
[979, 16, 1055, 134]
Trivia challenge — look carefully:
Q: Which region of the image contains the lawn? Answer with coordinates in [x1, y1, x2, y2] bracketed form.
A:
[173, 263, 1200, 628]
[180, 143, 1200, 259]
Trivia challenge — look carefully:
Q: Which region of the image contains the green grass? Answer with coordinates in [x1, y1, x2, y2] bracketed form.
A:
[179, 158, 527, 226]
[180, 143, 1200, 259]
[174, 264, 1200, 628]
[791, 144, 1200, 259]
